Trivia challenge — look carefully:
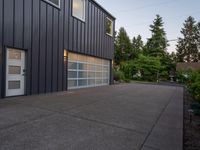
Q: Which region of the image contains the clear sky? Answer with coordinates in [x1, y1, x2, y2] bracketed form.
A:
[97, 0, 200, 53]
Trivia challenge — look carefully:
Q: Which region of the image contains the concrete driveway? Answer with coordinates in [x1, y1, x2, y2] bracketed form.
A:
[0, 83, 183, 150]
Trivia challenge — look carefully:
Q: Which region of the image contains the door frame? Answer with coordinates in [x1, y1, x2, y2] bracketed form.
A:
[3, 46, 27, 98]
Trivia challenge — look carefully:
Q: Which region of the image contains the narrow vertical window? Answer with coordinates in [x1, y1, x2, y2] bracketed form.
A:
[72, 0, 86, 21]
[106, 17, 113, 37]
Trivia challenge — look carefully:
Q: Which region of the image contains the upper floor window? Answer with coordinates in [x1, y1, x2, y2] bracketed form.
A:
[72, 0, 86, 21]
[43, 0, 60, 8]
[106, 17, 113, 37]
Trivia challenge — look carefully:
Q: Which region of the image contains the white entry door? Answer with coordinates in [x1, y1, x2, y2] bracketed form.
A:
[6, 48, 26, 97]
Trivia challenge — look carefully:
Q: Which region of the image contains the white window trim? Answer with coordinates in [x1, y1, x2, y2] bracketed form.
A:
[72, 0, 86, 22]
[43, 0, 60, 9]
[106, 17, 114, 37]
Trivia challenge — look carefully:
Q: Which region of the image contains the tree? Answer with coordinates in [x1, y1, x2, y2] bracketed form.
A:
[170, 52, 177, 63]
[145, 15, 168, 57]
[197, 22, 200, 61]
[130, 35, 143, 59]
[159, 52, 176, 79]
[176, 16, 199, 62]
[176, 39, 185, 62]
[120, 54, 161, 81]
[114, 27, 132, 65]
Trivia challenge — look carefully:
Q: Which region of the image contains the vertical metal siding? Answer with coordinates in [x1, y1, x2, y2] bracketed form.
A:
[24, 0, 32, 95]
[32, 0, 40, 94]
[4, 0, 14, 46]
[68, 0, 73, 51]
[46, 5, 53, 93]
[84, 0, 88, 54]
[88, 2, 92, 54]
[58, 0, 64, 91]
[77, 21, 81, 52]
[39, 2, 47, 93]
[0, 0, 115, 98]
[73, 19, 78, 52]
[52, 10, 59, 91]
[14, 0, 24, 48]
[0, 0, 3, 97]
[81, 22, 85, 53]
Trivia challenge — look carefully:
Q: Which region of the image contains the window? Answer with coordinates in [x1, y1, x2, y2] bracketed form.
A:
[72, 0, 85, 21]
[43, 0, 60, 8]
[9, 49, 21, 60]
[8, 66, 21, 74]
[8, 81, 21, 89]
[67, 53, 110, 89]
[106, 17, 113, 37]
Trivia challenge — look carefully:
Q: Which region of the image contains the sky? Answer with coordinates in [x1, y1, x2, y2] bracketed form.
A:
[97, 0, 200, 53]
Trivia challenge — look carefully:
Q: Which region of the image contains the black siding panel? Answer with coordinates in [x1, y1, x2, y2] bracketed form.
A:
[73, 19, 78, 52]
[31, 0, 40, 94]
[4, 0, 14, 46]
[84, 0, 88, 53]
[24, 0, 32, 50]
[14, 0, 23, 48]
[25, 1, 32, 96]
[68, 0, 73, 51]
[93, 6, 97, 56]
[101, 11, 104, 58]
[63, 0, 68, 90]
[58, 0, 64, 91]
[0, 0, 3, 98]
[24, 0, 32, 95]
[39, 2, 47, 94]
[52, 10, 59, 91]
[91, 5, 95, 55]
[81, 22, 85, 53]
[102, 13, 105, 58]
[46, 6, 53, 93]
[64, 0, 69, 50]
[77, 21, 81, 52]
[96, 8, 99, 57]
[88, 2, 92, 55]
[99, 11, 102, 58]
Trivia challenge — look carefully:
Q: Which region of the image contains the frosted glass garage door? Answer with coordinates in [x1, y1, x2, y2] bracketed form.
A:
[68, 53, 110, 89]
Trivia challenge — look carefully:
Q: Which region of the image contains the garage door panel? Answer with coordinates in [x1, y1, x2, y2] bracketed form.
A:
[68, 52, 110, 89]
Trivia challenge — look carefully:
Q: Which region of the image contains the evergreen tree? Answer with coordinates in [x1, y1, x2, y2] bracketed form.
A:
[145, 15, 168, 57]
[197, 22, 200, 61]
[176, 38, 185, 62]
[176, 16, 199, 62]
[114, 27, 132, 65]
[170, 52, 177, 63]
[130, 35, 143, 59]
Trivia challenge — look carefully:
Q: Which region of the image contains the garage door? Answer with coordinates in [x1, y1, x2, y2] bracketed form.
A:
[68, 52, 110, 89]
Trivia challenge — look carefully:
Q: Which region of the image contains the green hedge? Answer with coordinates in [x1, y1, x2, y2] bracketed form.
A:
[177, 69, 200, 102]
[119, 55, 161, 81]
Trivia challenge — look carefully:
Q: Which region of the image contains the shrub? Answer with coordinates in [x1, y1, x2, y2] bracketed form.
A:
[119, 55, 161, 81]
[120, 61, 137, 79]
[189, 71, 200, 102]
[176, 69, 193, 84]
[177, 69, 200, 103]
[113, 69, 125, 81]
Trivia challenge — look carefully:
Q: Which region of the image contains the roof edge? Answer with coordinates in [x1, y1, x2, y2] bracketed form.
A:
[90, 0, 116, 20]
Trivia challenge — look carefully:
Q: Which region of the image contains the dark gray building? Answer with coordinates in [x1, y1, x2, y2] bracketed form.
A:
[0, 0, 115, 98]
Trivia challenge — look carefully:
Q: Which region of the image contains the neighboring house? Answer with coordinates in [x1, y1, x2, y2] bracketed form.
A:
[176, 63, 200, 71]
[0, 0, 115, 98]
